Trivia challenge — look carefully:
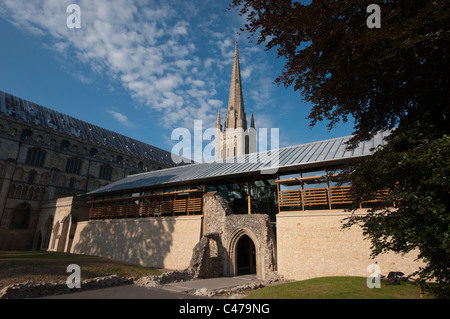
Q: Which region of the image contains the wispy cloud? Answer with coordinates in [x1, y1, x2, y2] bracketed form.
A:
[107, 109, 137, 128]
[0, 0, 278, 133]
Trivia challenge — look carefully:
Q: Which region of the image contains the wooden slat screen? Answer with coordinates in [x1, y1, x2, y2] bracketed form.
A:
[173, 199, 187, 214]
[302, 188, 328, 206]
[329, 186, 354, 204]
[278, 190, 301, 207]
[187, 198, 202, 214]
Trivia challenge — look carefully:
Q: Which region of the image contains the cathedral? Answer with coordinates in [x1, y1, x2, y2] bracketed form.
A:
[0, 41, 423, 283]
[215, 42, 256, 161]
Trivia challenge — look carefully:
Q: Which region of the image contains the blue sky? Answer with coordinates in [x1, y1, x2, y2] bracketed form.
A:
[0, 0, 354, 159]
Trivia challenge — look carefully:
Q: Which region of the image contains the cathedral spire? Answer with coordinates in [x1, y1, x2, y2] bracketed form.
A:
[216, 108, 222, 130]
[226, 41, 247, 130]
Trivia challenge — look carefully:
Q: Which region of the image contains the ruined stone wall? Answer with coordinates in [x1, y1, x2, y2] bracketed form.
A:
[276, 211, 425, 281]
[200, 192, 277, 280]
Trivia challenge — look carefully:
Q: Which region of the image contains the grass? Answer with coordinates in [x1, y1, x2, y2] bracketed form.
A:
[0, 251, 162, 290]
[243, 276, 435, 299]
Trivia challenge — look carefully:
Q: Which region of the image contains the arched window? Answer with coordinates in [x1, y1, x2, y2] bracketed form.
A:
[28, 170, 37, 183]
[25, 148, 46, 168]
[116, 156, 123, 164]
[60, 140, 70, 151]
[14, 167, 24, 180]
[69, 177, 76, 189]
[65, 158, 82, 175]
[245, 135, 249, 154]
[14, 185, 23, 198]
[90, 148, 98, 157]
[20, 129, 33, 140]
[99, 165, 113, 180]
[10, 202, 31, 229]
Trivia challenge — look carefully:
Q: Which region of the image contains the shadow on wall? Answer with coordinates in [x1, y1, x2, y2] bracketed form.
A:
[70, 218, 176, 269]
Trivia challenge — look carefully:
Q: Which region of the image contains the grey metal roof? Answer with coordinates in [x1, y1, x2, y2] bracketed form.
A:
[88, 130, 391, 196]
[0, 90, 175, 165]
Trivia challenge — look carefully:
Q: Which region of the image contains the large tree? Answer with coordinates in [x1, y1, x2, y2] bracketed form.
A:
[230, 0, 450, 296]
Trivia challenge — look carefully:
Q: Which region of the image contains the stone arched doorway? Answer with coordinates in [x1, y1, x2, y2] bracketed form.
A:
[227, 228, 262, 279]
[202, 192, 278, 281]
[236, 234, 256, 275]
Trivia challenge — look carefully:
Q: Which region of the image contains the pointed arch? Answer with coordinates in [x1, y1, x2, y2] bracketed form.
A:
[42, 215, 53, 250]
[226, 228, 262, 279]
[33, 231, 42, 251]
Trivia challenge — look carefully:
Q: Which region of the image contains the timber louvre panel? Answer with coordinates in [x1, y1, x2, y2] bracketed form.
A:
[302, 188, 328, 206]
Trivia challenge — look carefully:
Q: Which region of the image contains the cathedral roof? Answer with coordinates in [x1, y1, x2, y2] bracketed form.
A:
[0, 90, 176, 166]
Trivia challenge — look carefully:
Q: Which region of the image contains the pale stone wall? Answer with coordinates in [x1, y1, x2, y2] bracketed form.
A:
[276, 210, 425, 281]
[37, 196, 89, 252]
[40, 197, 73, 252]
[70, 216, 203, 270]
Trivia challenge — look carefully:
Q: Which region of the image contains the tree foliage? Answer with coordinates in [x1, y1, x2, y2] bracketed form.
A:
[230, 0, 449, 145]
[230, 0, 450, 296]
[343, 129, 450, 296]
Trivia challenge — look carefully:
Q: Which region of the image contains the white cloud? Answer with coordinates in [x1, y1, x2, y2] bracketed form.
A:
[208, 99, 223, 108]
[107, 109, 137, 128]
[171, 21, 189, 36]
[0, 0, 275, 135]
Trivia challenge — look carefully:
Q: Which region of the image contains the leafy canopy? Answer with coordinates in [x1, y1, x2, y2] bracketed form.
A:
[230, 0, 450, 296]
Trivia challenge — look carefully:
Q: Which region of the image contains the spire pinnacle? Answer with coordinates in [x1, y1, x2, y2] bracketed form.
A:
[216, 109, 222, 130]
[226, 40, 247, 130]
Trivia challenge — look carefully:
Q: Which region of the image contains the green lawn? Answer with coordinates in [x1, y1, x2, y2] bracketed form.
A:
[244, 276, 435, 299]
[0, 251, 162, 290]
